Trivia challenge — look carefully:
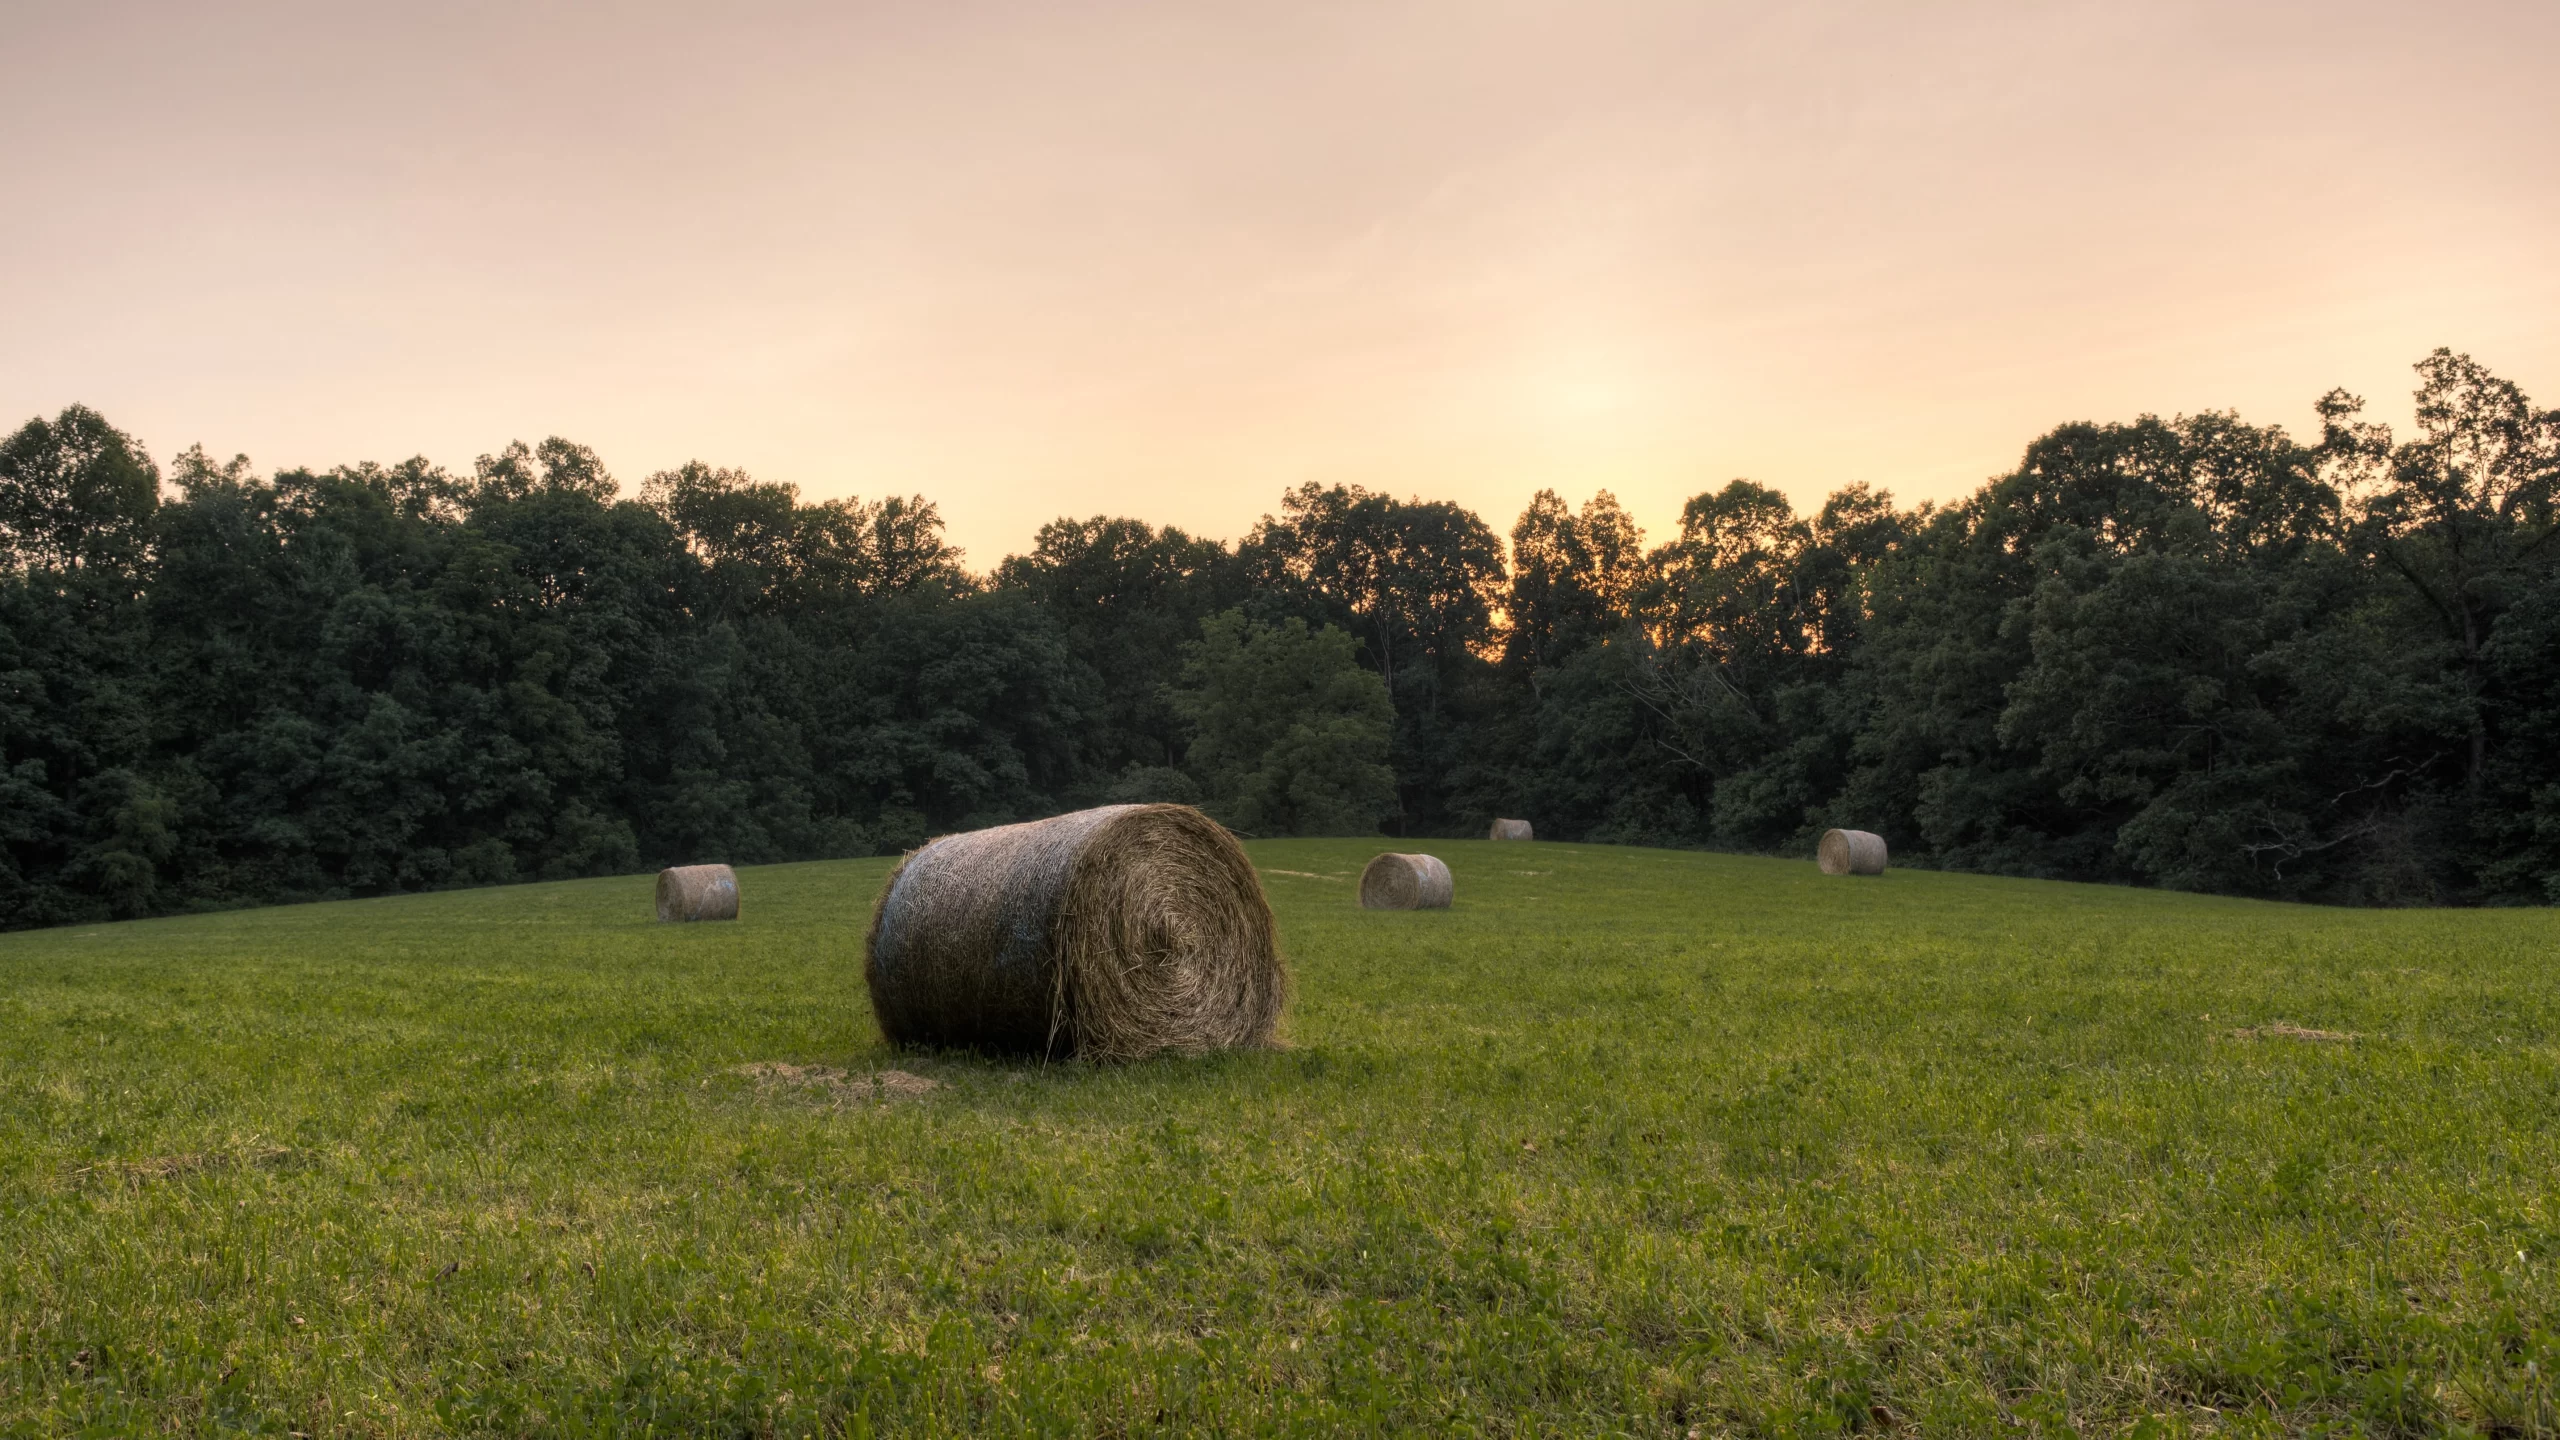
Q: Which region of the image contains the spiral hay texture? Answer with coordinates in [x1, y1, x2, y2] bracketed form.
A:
[1489, 818, 1534, 841]
[1817, 829, 1889, 876]
[656, 864, 739, 922]
[1359, 852, 1453, 910]
[864, 804, 1286, 1062]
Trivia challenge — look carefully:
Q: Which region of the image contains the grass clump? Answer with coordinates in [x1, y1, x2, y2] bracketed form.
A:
[3, 842, 2558, 1435]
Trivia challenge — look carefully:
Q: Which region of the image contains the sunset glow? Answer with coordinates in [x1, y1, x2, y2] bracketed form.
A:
[5, 0, 2554, 561]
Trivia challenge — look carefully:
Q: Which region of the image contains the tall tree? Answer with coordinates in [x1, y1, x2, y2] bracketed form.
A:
[993, 516, 1243, 787]
[1503, 488, 1645, 675]
[0, 408, 166, 923]
[2329, 349, 2560, 791]
[1172, 610, 1395, 837]
[0, 404, 161, 574]
[1241, 482, 1504, 831]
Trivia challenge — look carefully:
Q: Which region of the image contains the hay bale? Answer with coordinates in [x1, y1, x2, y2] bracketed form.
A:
[864, 804, 1285, 1061]
[1816, 828, 1888, 876]
[1489, 818, 1534, 841]
[656, 863, 739, 921]
[1359, 852, 1453, 910]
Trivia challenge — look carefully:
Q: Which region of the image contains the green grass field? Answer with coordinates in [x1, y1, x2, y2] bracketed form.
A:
[5, 842, 2559, 1437]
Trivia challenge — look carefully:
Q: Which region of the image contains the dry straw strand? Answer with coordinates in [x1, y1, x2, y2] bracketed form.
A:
[1489, 818, 1534, 841]
[657, 864, 740, 921]
[1359, 852, 1453, 910]
[2228, 1022, 2357, 1043]
[864, 804, 1286, 1062]
[1817, 829, 1888, 876]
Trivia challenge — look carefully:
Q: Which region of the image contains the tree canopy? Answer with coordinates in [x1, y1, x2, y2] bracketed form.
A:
[4, 348, 2556, 927]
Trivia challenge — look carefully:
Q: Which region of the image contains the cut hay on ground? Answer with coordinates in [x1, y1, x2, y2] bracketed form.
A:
[865, 804, 1285, 1061]
[2227, 1023, 2358, 1043]
[1359, 852, 1453, 910]
[733, 1062, 942, 1103]
[1488, 818, 1534, 841]
[1817, 829, 1888, 876]
[656, 864, 739, 921]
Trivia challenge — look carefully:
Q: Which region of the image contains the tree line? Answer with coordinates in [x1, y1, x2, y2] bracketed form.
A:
[3, 348, 2554, 928]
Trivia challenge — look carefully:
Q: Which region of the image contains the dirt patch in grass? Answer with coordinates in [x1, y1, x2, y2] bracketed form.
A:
[67, 1145, 300, 1189]
[2227, 1022, 2358, 1043]
[734, 1062, 942, 1104]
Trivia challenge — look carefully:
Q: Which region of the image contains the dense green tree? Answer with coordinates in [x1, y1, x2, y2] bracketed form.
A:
[1484, 632, 1710, 846]
[2329, 350, 2560, 794]
[1832, 409, 2460, 896]
[0, 408, 165, 922]
[2479, 569, 2560, 899]
[1480, 481, 1912, 853]
[1503, 489, 1646, 675]
[789, 494, 968, 606]
[6, 348, 2556, 930]
[1241, 482, 1505, 832]
[140, 455, 642, 897]
[470, 437, 620, 509]
[1676, 486, 1912, 849]
[1171, 611, 1395, 836]
[0, 571, 163, 922]
[1468, 489, 1660, 838]
[994, 516, 1246, 789]
[0, 404, 160, 573]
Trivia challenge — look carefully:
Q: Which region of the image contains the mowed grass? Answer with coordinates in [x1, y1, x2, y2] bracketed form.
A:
[4, 844, 2559, 1437]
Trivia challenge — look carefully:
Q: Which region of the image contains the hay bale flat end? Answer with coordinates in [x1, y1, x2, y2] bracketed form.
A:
[865, 804, 1285, 1062]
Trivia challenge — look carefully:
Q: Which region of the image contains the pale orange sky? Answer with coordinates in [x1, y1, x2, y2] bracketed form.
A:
[5, 1, 2555, 566]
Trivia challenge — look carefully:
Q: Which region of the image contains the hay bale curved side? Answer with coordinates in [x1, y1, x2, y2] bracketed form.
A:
[1488, 818, 1534, 841]
[864, 804, 1286, 1061]
[656, 864, 739, 921]
[1359, 852, 1453, 910]
[1816, 828, 1888, 876]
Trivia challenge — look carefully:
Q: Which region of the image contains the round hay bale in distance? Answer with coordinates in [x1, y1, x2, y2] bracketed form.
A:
[1359, 852, 1453, 910]
[1488, 818, 1534, 841]
[656, 863, 739, 922]
[864, 804, 1285, 1062]
[1817, 828, 1888, 876]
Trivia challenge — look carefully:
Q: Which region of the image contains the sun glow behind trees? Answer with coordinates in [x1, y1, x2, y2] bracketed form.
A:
[3, 351, 2557, 926]
[4, 3, 2555, 567]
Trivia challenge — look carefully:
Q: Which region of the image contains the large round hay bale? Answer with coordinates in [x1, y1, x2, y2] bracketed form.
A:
[1817, 828, 1888, 876]
[864, 804, 1285, 1061]
[1489, 818, 1534, 841]
[1359, 852, 1452, 910]
[656, 863, 739, 921]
